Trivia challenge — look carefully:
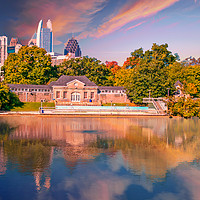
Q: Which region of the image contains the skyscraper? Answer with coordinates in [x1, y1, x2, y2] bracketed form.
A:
[64, 37, 81, 58]
[9, 38, 18, 46]
[35, 19, 53, 53]
[8, 37, 22, 54]
[0, 36, 8, 68]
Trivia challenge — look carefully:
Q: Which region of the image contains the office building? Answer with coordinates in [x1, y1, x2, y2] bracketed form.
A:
[0, 36, 8, 72]
[9, 38, 18, 46]
[35, 19, 53, 53]
[64, 37, 81, 57]
[7, 37, 22, 54]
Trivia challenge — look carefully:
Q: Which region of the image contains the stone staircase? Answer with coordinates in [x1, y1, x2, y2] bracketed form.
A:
[143, 98, 167, 115]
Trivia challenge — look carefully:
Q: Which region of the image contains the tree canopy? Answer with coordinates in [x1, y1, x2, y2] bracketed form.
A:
[123, 43, 179, 69]
[57, 56, 114, 86]
[115, 43, 179, 103]
[2, 46, 57, 85]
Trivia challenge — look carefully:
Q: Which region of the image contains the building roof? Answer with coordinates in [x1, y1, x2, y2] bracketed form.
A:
[98, 86, 125, 90]
[8, 84, 52, 90]
[51, 75, 97, 87]
[174, 80, 183, 87]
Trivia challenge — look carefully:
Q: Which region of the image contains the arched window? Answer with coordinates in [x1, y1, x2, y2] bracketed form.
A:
[71, 92, 81, 102]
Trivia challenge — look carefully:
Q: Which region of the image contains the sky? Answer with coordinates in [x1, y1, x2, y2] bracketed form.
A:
[0, 0, 200, 65]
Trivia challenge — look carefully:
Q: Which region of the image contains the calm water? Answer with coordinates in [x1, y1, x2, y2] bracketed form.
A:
[0, 116, 200, 200]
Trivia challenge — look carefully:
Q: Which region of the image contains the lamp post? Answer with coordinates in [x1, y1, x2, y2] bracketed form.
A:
[41, 99, 43, 110]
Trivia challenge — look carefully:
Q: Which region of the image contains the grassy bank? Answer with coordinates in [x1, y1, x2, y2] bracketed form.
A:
[11, 102, 55, 112]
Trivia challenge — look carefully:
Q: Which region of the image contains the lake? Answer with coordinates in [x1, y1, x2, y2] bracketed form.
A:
[0, 116, 200, 200]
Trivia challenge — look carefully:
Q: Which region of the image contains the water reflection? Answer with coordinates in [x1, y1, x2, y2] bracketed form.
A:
[0, 116, 200, 199]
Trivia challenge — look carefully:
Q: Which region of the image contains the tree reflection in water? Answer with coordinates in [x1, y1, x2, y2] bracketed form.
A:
[0, 116, 200, 190]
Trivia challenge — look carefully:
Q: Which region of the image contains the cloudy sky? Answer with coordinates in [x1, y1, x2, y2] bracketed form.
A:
[1, 0, 200, 65]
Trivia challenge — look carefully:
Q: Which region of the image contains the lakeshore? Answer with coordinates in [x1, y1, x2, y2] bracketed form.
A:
[0, 110, 166, 116]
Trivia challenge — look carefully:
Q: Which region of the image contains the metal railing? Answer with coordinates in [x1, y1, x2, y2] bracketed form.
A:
[143, 97, 167, 114]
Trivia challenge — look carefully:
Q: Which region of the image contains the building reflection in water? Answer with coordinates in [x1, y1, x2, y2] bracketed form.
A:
[0, 116, 200, 190]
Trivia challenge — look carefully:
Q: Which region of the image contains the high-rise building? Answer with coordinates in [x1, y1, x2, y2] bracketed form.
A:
[36, 19, 53, 53]
[7, 37, 22, 54]
[0, 36, 8, 68]
[64, 37, 81, 58]
[9, 38, 18, 46]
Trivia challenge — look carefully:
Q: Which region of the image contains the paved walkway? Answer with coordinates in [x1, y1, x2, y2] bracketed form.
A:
[0, 110, 166, 116]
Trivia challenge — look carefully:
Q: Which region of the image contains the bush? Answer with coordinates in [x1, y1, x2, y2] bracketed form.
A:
[0, 83, 21, 111]
[168, 97, 200, 118]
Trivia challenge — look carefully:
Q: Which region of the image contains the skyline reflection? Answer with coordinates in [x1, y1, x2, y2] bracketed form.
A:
[0, 116, 200, 199]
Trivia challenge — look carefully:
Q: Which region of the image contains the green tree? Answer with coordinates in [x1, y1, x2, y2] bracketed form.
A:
[0, 83, 21, 111]
[181, 65, 200, 98]
[2, 46, 57, 85]
[57, 56, 114, 86]
[116, 43, 179, 103]
[168, 97, 200, 118]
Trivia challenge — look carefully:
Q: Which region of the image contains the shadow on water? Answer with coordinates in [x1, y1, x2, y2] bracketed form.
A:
[0, 121, 15, 136]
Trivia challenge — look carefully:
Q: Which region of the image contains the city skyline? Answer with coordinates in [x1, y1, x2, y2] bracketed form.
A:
[0, 0, 200, 65]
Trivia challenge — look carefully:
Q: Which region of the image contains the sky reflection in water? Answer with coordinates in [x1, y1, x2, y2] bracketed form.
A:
[0, 116, 200, 200]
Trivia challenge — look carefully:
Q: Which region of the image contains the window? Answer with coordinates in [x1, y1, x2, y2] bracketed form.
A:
[35, 89, 37, 92]
[25, 89, 27, 91]
[71, 92, 81, 102]
[63, 91, 67, 99]
[84, 92, 87, 99]
[56, 91, 60, 99]
[38, 89, 41, 92]
[91, 92, 94, 99]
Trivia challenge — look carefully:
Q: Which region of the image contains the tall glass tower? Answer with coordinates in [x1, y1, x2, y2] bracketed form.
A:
[64, 37, 81, 57]
[36, 19, 53, 53]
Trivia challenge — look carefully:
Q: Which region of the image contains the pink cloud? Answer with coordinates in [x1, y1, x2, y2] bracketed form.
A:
[80, 0, 179, 38]
[12, 0, 180, 44]
[12, 0, 107, 41]
[125, 21, 146, 31]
